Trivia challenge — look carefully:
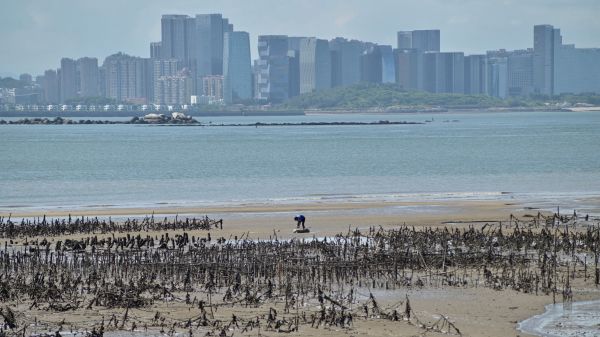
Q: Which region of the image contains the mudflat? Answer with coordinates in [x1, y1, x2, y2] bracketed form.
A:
[0, 199, 598, 337]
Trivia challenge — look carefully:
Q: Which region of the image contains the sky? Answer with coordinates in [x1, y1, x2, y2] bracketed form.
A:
[1, 0, 599, 77]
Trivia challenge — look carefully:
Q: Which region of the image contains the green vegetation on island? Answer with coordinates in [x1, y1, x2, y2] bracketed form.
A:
[284, 83, 504, 109]
[282, 83, 600, 110]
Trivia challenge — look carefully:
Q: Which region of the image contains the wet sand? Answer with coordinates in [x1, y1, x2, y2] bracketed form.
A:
[3, 198, 600, 337]
[16, 277, 600, 337]
[0, 199, 549, 240]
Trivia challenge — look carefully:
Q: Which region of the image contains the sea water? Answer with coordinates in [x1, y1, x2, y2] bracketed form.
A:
[1, 111, 600, 214]
[518, 300, 600, 337]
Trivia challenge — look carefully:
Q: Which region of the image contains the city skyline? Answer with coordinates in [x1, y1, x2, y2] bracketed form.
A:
[2, 0, 600, 76]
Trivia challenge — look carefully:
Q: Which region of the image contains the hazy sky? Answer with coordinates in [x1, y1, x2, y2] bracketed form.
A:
[2, 0, 599, 77]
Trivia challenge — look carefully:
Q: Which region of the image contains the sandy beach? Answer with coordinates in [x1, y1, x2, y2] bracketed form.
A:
[2, 198, 599, 336]
[13, 283, 599, 337]
[0, 199, 560, 240]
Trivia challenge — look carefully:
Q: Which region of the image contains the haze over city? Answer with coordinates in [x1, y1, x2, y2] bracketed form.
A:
[2, 0, 600, 76]
[2, 1, 600, 337]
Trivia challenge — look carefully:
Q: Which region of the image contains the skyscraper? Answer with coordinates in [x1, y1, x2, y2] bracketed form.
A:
[222, 18, 233, 34]
[329, 38, 365, 87]
[160, 15, 190, 61]
[257, 35, 289, 102]
[397, 30, 440, 52]
[395, 48, 422, 90]
[154, 69, 193, 105]
[553, 29, 600, 95]
[103, 53, 151, 103]
[160, 13, 232, 95]
[464, 55, 487, 95]
[397, 31, 412, 50]
[287, 37, 305, 53]
[78, 57, 99, 97]
[202, 75, 224, 100]
[412, 30, 440, 52]
[299, 38, 331, 94]
[554, 45, 600, 94]
[59, 58, 77, 103]
[422, 52, 464, 94]
[150, 42, 162, 59]
[152, 59, 181, 103]
[507, 50, 534, 96]
[486, 54, 508, 98]
[533, 24, 557, 96]
[396, 30, 441, 92]
[287, 36, 306, 97]
[194, 14, 227, 77]
[379, 45, 396, 84]
[223, 31, 252, 103]
[288, 50, 300, 98]
[154, 59, 180, 79]
[360, 45, 382, 83]
[42, 69, 59, 103]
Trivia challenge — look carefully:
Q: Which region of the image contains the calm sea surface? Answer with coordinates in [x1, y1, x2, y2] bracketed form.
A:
[1, 111, 600, 212]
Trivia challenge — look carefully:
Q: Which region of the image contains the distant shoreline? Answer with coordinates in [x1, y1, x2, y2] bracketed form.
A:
[0, 119, 423, 126]
[2, 106, 598, 118]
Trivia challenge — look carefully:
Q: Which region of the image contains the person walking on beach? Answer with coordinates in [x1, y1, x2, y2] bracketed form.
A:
[294, 214, 306, 229]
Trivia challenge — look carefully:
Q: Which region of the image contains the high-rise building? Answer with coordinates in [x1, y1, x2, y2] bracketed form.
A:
[154, 69, 193, 105]
[160, 15, 190, 61]
[288, 50, 300, 98]
[464, 55, 487, 95]
[554, 45, 600, 94]
[486, 55, 508, 98]
[379, 45, 396, 84]
[150, 42, 162, 59]
[256, 35, 289, 102]
[103, 53, 151, 103]
[202, 75, 224, 101]
[223, 31, 252, 103]
[78, 57, 99, 97]
[395, 49, 422, 91]
[533, 24, 558, 95]
[412, 30, 440, 52]
[222, 18, 233, 34]
[252, 60, 260, 99]
[194, 14, 227, 77]
[59, 58, 77, 103]
[299, 38, 331, 94]
[160, 13, 232, 95]
[360, 45, 383, 83]
[142, 58, 155, 103]
[287, 37, 305, 53]
[152, 59, 181, 103]
[397, 31, 413, 50]
[98, 67, 106, 98]
[552, 29, 600, 94]
[422, 52, 464, 94]
[507, 50, 534, 96]
[422, 53, 437, 93]
[287, 36, 306, 97]
[42, 69, 59, 103]
[397, 30, 440, 52]
[329, 38, 366, 87]
[154, 59, 180, 78]
[396, 30, 441, 91]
